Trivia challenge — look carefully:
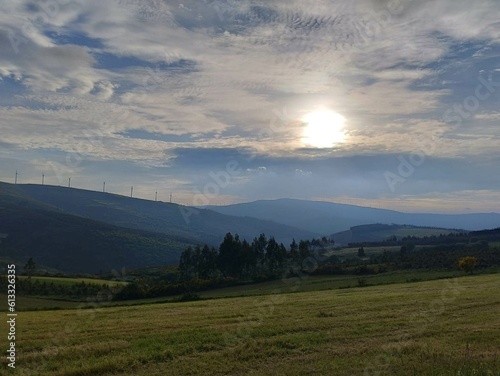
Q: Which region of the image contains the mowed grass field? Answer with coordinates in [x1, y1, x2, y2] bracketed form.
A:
[16, 275, 128, 286]
[199, 269, 463, 299]
[0, 270, 467, 311]
[329, 245, 402, 257]
[1, 274, 499, 375]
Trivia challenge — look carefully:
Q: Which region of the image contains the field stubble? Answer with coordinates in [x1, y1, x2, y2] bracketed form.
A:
[1, 274, 499, 375]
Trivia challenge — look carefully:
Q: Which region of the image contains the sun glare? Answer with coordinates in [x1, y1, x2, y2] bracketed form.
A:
[301, 110, 347, 148]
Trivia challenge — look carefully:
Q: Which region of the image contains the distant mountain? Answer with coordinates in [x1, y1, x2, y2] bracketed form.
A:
[0, 183, 317, 247]
[2, 183, 497, 274]
[205, 198, 500, 235]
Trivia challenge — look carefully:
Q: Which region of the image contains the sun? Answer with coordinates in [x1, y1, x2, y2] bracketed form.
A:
[301, 110, 347, 148]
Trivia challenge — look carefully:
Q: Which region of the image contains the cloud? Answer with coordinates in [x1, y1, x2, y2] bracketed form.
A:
[247, 166, 267, 173]
[0, 0, 499, 211]
[475, 111, 500, 121]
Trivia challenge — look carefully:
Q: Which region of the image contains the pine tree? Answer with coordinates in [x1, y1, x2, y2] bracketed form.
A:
[24, 258, 36, 280]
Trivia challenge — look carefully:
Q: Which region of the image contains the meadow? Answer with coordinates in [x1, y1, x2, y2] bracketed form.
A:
[2, 273, 499, 375]
[328, 245, 403, 258]
[0, 269, 469, 311]
[16, 275, 128, 287]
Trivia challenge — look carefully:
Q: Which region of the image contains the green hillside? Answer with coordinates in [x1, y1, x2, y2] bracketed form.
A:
[0, 182, 321, 274]
[331, 223, 464, 245]
[0, 182, 317, 246]
[0, 202, 191, 274]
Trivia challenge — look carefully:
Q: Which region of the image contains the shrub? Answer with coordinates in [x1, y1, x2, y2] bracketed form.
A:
[178, 292, 201, 302]
[357, 278, 367, 287]
[458, 256, 478, 274]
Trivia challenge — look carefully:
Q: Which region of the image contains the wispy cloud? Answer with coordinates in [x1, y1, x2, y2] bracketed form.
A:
[0, 0, 499, 212]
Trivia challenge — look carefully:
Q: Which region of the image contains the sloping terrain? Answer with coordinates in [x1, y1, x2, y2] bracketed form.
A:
[0, 202, 191, 274]
[330, 223, 465, 245]
[0, 183, 318, 247]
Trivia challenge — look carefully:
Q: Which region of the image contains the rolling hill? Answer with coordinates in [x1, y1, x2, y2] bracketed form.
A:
[0, 201, 191, 274]
[2, 182, 498, 273]
[330, 223, 465, 245]
[0, 182, 318, 247]
[205, 198, 500, 235]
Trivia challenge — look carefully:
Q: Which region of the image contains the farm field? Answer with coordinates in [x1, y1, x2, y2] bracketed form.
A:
[0, 269, 473, 311]
[0, 294, 82, 311]
[16, 275, 128, 286]
[3, 273, 499, 375]
[198, 269, 465, 299]
[377, 227, 463, 239]
[330, 245, 402, 257]
[331, 244, 438, 258]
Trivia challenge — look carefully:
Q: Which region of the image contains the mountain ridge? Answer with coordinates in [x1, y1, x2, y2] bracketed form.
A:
[0, 182, 319, 246]
[205, 198, 500, 234]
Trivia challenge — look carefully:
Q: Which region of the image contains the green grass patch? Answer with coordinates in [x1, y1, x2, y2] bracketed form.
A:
[0, 269, 479, 312]
[332, 245, 401, 257]
[16, 275, 128, 287]
[0, 294, 82, 311]
[198, 269, 463, 299]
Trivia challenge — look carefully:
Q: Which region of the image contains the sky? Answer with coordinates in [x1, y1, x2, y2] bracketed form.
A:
[0, 0, 499, 213]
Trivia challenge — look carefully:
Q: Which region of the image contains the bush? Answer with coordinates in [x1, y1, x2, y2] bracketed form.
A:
[178, 292, 201, 302]
[357, 278, 367, 287]
[458, 256, 478, 274]
[354, 265, 376, 275]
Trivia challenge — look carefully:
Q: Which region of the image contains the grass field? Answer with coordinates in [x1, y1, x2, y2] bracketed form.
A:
[385, 227, 462, 238]
[0, 277, 129, 310]
[199, 269, 465, 299]
[0, 294, 84, 311]
[331, 245, 402, 257]
[331, 244, 439, 259]
[16, 275, 128, 286]
[2, 273, 499, 375]
[0, 269, 471, 311]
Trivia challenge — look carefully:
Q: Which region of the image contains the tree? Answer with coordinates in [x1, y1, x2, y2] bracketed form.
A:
[265, 237, 280, 276]
[311, 238, 322, 248]
[199, 245, 218, 280]
[289, 239, 300, 263]
[298, 240, 310, 259]
[253, 234, 267, 272]
[24, 258, 36, 280]
[240, 239, 257, 279]
[458, 256, 477, 274]
[179, 246, 195, 280]
[218, 233, 242, 278]
[404, 241, 416, 252]
[399, 245, 407, 258]
[357, 247, 366, 258]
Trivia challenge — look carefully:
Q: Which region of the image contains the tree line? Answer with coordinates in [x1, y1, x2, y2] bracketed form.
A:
[179, 233, 331, 281]
[0, 277, 111, 300]
[113, 233, 331, 300]
[114, 232, 500, 301]
[314, 241, 500, 276]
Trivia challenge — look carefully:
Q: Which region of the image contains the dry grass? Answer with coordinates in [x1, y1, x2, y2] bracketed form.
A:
[1, 274, 499, 375]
